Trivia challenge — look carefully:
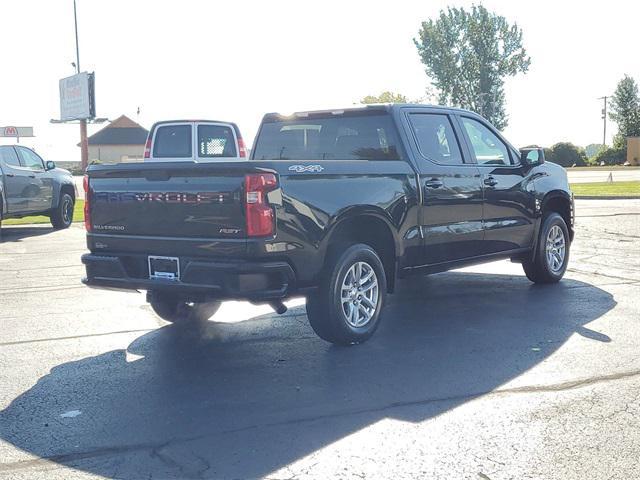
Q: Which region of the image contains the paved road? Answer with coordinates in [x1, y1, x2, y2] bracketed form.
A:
[566, 168, 640, 184]
[1, 200, 639, 479]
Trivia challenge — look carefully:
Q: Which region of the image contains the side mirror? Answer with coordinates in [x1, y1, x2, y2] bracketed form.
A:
[45, 160, 56, 170]
[520, 147, 545, 166]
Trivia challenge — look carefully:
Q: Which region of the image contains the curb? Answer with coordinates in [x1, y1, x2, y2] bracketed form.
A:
[574, 195, 640, 200]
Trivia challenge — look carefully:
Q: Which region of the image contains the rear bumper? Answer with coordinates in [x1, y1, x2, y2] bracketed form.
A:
[81, 253, 296, 301]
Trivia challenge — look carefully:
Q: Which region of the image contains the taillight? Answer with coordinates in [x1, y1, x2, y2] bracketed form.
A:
[143, 136, 152, 159]
[83, 175, 91, 232]
[238, 137, 247, 158]
[245, 173, 277, 237]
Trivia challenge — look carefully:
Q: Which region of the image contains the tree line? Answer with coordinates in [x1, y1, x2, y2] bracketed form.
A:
[360, 5, 640, 166]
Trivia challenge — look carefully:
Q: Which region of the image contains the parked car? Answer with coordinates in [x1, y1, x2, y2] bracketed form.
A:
[82, 104, 574, 345]
[0, 145, 76, 231]
[143, 120, 247, 162]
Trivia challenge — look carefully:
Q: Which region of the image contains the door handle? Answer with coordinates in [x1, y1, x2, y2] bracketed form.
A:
[425, 179, 444, 189]
[28, 174, 36, 178]
[6, 173, 15, 177]
[484, 176, 498, 187]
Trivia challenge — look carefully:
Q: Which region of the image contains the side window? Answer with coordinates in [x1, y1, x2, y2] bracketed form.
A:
[461, 117, 511, 166]
[198, 125, 236, 157]
[153, 125, 192, 158]
[17, 148, 44, 170]
[409, 113, 464, 165]
[0, 147, 20, 167]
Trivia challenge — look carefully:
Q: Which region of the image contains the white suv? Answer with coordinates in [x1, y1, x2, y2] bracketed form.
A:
[143, 120, 247, 162]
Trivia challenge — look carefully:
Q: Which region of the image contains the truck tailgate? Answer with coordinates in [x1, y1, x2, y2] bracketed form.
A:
[88, 162, 250, 240]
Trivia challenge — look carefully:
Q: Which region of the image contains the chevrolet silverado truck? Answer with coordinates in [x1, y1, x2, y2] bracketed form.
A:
[0, 145, 76, 232]
[81, 105, 574, 345]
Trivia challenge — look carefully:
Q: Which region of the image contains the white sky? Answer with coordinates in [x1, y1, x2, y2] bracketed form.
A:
[1, 0, 639, 162]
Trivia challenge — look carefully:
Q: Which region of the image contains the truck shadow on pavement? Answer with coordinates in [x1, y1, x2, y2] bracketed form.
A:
[0, 225, 57, 243]
[0, 272, 616, 479]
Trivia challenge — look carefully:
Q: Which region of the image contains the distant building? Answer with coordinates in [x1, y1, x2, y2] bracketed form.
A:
[82, 115, 148, 163]
[628, 137, 640, 166]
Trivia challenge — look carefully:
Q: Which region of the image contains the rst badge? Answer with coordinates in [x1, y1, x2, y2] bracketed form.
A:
[288, 165, 324, 173]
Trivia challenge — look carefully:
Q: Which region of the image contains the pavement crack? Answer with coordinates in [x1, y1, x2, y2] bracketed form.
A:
[0, 329, 154, 346]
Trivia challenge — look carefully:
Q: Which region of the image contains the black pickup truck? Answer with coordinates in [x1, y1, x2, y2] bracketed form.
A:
[82, 105, 574, 345]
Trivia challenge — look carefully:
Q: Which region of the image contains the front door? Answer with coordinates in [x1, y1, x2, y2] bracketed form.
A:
[457, 116, 537, 253]
[15, 147, 54, 213]
[402, 110, 484, 265]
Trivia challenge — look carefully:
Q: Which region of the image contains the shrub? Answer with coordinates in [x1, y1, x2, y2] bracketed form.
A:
[546, 142, 587, 167]
[592, 146, 627, 166]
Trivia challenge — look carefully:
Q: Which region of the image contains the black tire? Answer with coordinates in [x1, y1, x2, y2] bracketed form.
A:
[306, 243, 387, 345]
[50, 193, 74, 229]
[523, 212, 570, 283]
[148, 291, 220, 324]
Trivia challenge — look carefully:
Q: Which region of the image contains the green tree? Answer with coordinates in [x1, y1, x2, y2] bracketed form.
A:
[414, 5, 530, 130]
[609, 75, 640, 148]
[546, 142, 587, 167]
[360, 91, 409, 104]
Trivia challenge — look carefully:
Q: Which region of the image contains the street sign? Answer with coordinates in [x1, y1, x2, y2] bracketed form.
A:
[59, 72, 96, 121]
[0, 126, 34, 138]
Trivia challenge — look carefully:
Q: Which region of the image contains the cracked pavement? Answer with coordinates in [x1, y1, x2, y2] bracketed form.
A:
[0, 199, 638, 479]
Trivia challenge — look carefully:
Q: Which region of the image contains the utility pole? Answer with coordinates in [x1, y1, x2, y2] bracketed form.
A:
[74, 0, 89, 171]
[598, 96, 608, 147]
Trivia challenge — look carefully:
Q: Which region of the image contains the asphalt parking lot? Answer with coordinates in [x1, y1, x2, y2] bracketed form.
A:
[1, 199, 639, 480]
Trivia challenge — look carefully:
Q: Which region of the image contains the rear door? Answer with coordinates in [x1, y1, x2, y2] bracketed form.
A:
[196, 122, 239, 161]
[15, 147, 54, 212]
[457, 115, 536, 253]
[148, 123, 194, 162]
[402, 108, 484, 264]
[0, 146, 30, 214]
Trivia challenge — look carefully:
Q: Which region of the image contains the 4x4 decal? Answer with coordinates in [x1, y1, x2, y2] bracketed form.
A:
[288, 165, 324, 173]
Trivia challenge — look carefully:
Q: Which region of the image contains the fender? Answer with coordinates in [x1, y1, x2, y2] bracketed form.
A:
[52, 179, 76, 210]
[322, 206, 403, 258]
[319, 206, 403, 293]
[529, 189, 573, 262]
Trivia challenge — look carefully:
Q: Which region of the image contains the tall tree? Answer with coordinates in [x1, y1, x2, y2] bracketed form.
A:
[360, 91, 408, 104]
[414, 5, 531, 130]
[609, 75, 640, 148]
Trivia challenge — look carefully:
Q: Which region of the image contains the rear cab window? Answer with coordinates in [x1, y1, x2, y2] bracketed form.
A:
[152, 124, 192, 158]
[252, 111, 404, 161]
[197, 124, 237, 158]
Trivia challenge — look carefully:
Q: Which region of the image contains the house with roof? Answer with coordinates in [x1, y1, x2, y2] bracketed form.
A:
[83, 115, 149, 163]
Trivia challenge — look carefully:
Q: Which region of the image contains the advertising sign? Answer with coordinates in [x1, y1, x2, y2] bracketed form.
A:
[59, 72, 96, 121]
[0, 126, 34, 138]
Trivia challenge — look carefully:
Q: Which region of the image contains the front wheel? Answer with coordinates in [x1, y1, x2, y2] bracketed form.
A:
[306, 243, 387, 345]
[50, 193, 74, 229]
[523, 212, 570, 283]
[148, 291, 220, 324]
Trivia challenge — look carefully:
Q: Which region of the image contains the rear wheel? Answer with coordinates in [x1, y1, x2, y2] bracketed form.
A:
[148, 291, 221, 324]
[523, 212, 570, 283]
[306, 243, 387, 345]
[50, 193, 74, 229]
